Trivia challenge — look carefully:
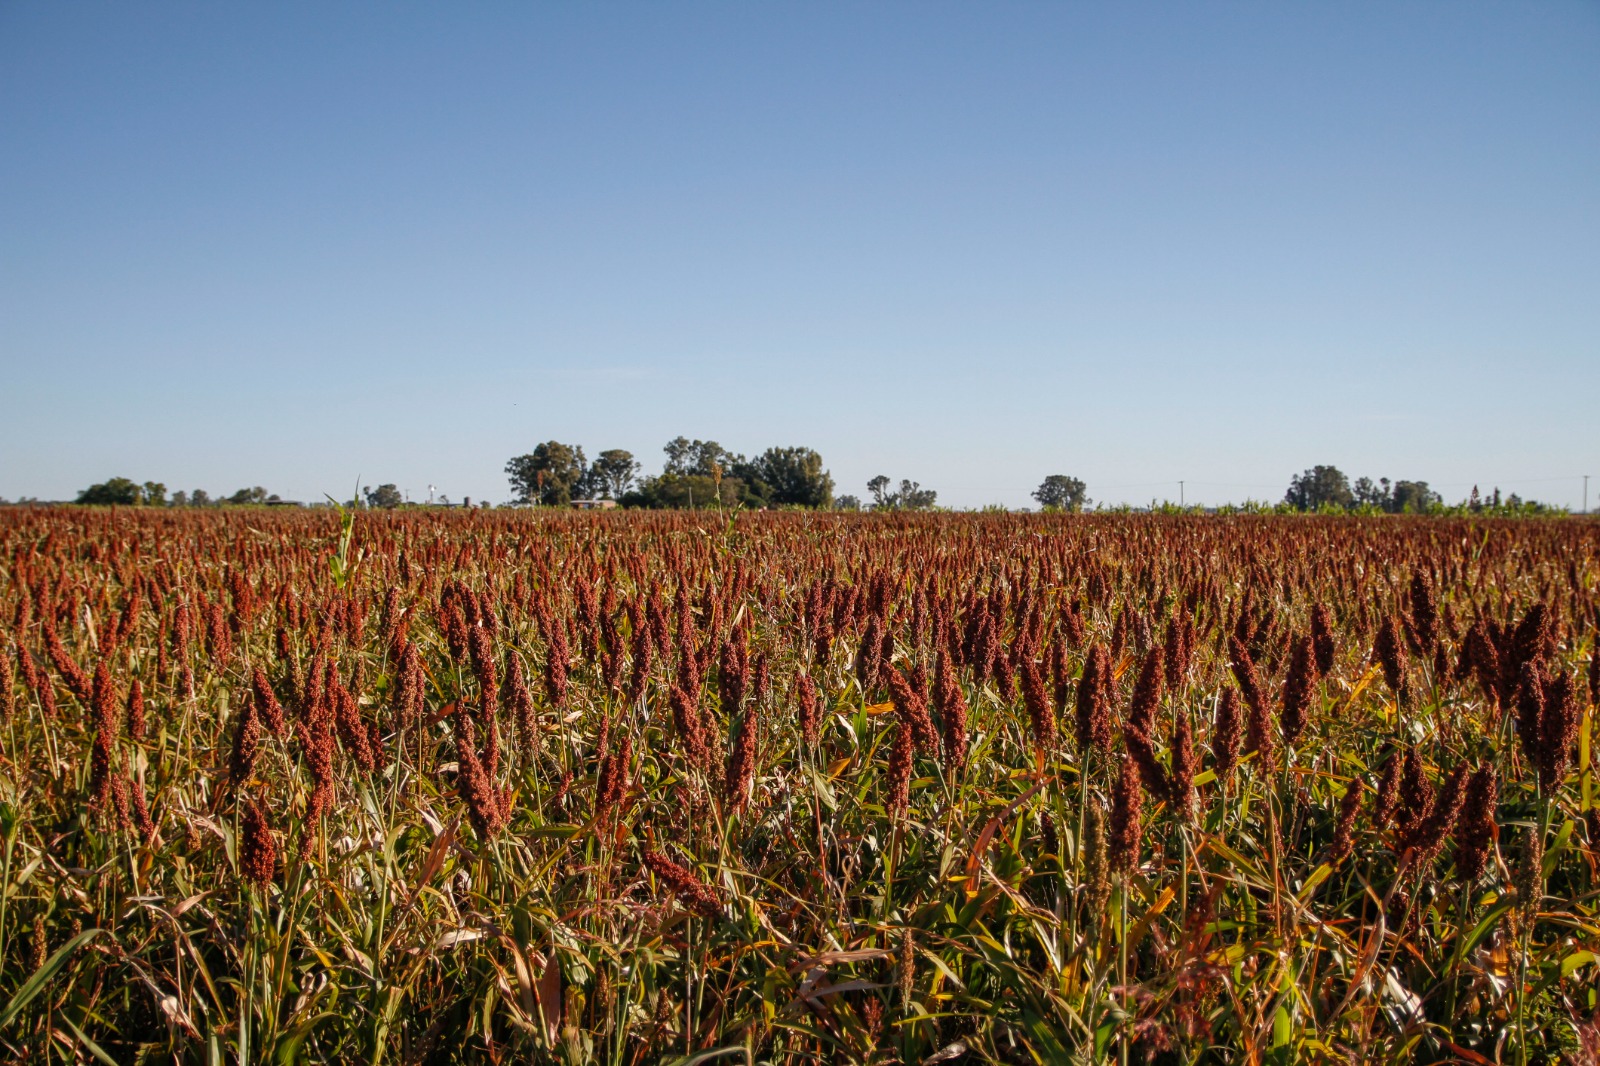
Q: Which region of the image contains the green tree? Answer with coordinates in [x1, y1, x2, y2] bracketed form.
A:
[506, 442, 588, 506]
[364, 483, 403, 509]
[868, 476, 937, 511]
[1353, 477, 1388, 508]
[745, 447, 834, 508]
[586, 449, 640, 499]
[663, 437, 739, 479]
[1389, 480, 1440, 513]
[76, 477, 142, 505]
[1284, 465, 1354, 510]
[625, 474, 743, 510]
[227, 487, 269, 505]
[834, 494, 862, 511]
[1032, 474, 1089, 512]
[867, 476, 893, 509]
[141, 481, 168, 506]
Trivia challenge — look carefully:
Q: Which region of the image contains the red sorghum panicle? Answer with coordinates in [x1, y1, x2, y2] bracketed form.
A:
[1515, 823, 1544, 919]
[543, 619, 570, 708]
[888, 667, 939, 756]
[109, 773, 133, 830]
[1128, 651, 1163, 736]
[1234, 642, 1276, 771]
[796, 671, 821, 749]
[0, 647, 13, 724]
[751, 651, 771, 708]
[45, 622, 92, 705]
[240, 800, 277, 885]
[1123, 721, 1168, 803]
[1280, 634, 1315, 746]
[250, 667, 286, 736]
[228, 699, 263, 788]
[1406, 764, 1465, 864]
[1369, 750, 1401, 832]
[1086, 799, 1111, 917]
[329, 672, 378, 773]
[935, 648, 970, 775]
[1310, 604, 1336, 676]
[129, 777, 156, 844]
[886, 720, 913, 818]
[398, 641, 427, 736]
[1019, 658, 1056, 753]
[669, 684, 710, 771]
[294, 673, 336, 856]
[1460, 618, 1502, 706]
[1169, 704, 1196, 815]
[724, 698, 758, 812]
[1508, 603, 1551, 691]
[1408, 572, 1438, 653]
[1075, 644, 1116, 756]
[1331, 780, 1362, 863]
[1395, 746, 1434, 844]
[628, 605, 654, 704]
[1109, 755, 1143, 873]
[468, 626, 498, 721]
[1516, 662, 1546, 776]
[1373, 616, 1408, 704]
[505, 653, 537, 752]
[16, 646, 40, 703]
[125, 678, 145, 741]
[643, 848, 721, 917]
[453, 707, 508, 838]
[1212, 687, 1242, 782]
[595, 729, 631, 823]
[207, 602, 231, 666]
[1538, 670, 1579, 793]
[854, 615, 885, 694]
[1229, 638, 1272, 764]
[1454, 765, 1499, 883]
[88, 661, 118, 809]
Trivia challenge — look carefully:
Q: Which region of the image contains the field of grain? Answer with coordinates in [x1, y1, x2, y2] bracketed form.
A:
[0, 508, 1596, 1064]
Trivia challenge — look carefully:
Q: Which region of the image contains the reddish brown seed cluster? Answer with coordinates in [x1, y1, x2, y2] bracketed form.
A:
[240, 800, 277, 885]
[642, 848, 721, 917]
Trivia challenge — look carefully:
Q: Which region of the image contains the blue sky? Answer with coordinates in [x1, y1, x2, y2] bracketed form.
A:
[2, 3, 1596, 509]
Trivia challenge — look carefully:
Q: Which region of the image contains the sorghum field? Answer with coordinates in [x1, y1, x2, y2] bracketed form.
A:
[1, 508, 1597, 1065]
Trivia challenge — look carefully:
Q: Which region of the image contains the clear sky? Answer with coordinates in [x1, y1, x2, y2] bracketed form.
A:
[2, 3, 1596, 509]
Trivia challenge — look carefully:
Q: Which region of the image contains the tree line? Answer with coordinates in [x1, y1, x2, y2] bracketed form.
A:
[505, 439, 834, 509]
[505, 438, 1096, 513]
[1283, 465, 1558, 514]
[74, 478, 289, 507]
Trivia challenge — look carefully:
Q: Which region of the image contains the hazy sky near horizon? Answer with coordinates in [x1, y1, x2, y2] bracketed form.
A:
[2, 3, 1596, 509]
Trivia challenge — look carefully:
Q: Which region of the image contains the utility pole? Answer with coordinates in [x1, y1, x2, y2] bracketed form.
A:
[1585, 474, 1590, 515]
[1179, 480, 1185, 507]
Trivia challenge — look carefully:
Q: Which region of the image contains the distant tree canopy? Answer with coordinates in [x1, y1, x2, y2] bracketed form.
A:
[76, 477, 145, 505]
[76, 478, 288, 507]
[867, 476, 938, 511]
[364, 483, 403, 509]
[1288, 467, 1445, 513]
[586, 449, 640, 500]
[1033, 474, 1090, 512]
[506, 442, 588, 506]
[501, 436, 836, 510]
[1285, 466, 1355, 510]
[740, 447, 835, 507]
[1355, 478, 1442, 513]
